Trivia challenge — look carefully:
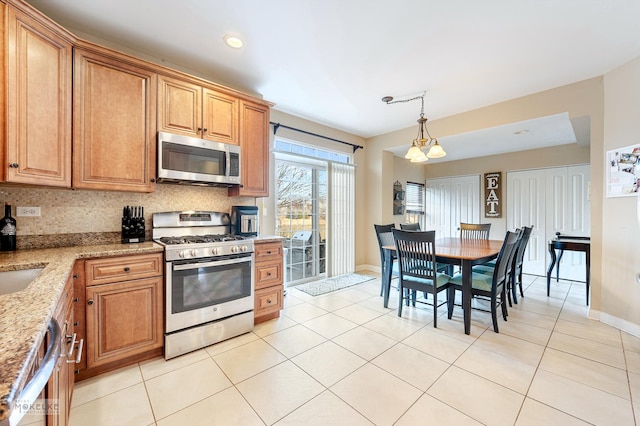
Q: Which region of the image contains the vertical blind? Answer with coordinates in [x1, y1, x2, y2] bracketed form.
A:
[328, 162, 355, 276]
[405, 181, 425, 214]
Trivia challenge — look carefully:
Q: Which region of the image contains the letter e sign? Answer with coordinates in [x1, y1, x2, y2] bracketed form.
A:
[484, 172, 501, 218]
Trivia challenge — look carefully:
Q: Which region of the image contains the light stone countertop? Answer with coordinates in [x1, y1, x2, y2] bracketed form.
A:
[0, 242, 163, 421]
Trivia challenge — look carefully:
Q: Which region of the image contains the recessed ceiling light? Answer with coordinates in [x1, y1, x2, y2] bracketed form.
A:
[223, 35, 244, 49]
[514, 129, 529, 135]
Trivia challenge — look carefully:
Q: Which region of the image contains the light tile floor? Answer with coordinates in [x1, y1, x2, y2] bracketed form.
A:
[69, 274, 640, 425]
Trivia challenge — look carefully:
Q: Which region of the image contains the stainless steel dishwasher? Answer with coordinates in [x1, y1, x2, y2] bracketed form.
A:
[8, 319, 61, 426]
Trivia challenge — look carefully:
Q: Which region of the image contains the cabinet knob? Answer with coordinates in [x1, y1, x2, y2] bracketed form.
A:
[87, 299, 94, 305]
[124, 267, 130, 272]
[267, 272, 272, 276]
[267, 299, 272, 304]
[9, 163, 19, 168]
[74, 321, 79, 327]
[266, 251, 272, 254]
[203, 128, 208, 133]
[150, 178, 156, 183]
[73, 297, 79, 303]
[73, 274, 79, 279]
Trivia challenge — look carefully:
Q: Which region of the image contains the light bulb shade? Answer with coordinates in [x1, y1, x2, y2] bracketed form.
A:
[405, 144, 422, 160]
[426, 141, 446, 158]
[410, 150, 428, 162]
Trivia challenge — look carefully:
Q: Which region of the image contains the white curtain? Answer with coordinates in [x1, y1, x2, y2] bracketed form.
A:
[328, 162, 355, 276]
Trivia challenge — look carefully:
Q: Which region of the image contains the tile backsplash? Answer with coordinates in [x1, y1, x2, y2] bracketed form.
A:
[0, 183, 254, 238]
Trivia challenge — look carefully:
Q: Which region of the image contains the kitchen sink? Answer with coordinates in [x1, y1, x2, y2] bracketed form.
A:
[0, 268, 44, 295]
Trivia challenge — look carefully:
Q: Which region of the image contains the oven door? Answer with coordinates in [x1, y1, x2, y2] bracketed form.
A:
[166, 253, 254, 333]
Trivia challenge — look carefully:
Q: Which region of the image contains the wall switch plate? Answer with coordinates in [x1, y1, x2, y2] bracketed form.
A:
[16, 207, 41, 217]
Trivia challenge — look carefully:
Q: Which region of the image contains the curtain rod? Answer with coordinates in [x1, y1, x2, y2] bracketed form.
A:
[270, 122, 364, 153]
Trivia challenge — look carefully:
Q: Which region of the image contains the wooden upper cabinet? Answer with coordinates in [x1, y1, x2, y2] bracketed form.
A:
[229, 100, 271, 197]
[73, 47, 157, 192]
[5, 5, 72, 187]
[158, 74, 238, 144]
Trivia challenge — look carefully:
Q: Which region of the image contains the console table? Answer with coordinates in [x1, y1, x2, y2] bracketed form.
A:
[546, 233, 591, 305]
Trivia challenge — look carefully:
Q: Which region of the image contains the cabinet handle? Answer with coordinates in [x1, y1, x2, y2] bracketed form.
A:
[67, 338, 83, 364]
[87, 299, 94, 305]
[73, 274, 79, 279]
[66, 333, 77, 358]
[124, 267, 130, 272]
[9, 163, 19, 168]
[73, 297, 79, 303]
[73, 321, 79, 327]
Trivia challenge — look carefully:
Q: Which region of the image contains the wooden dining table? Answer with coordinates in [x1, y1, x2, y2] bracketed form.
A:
[382, 237, 504, 334]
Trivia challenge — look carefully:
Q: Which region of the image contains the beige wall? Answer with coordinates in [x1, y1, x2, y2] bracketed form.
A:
[601, 56, 640, 327]
[363, 77, 605, 313]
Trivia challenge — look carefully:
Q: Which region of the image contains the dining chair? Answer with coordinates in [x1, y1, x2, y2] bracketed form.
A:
[459, 222, 491, 240]
[400, 223, 420, 231]
[374, 224, 398, 296]
[448, 229, 520, 333]
[473, 226, 533, 305]
[393, 229, 453, 327]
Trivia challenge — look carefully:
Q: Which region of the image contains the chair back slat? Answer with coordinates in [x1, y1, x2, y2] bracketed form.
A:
[460, 222, 491, 240]
[400, 223, 421, 231]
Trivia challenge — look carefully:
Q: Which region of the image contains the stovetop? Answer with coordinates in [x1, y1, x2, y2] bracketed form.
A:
[158, 234, 247, 245]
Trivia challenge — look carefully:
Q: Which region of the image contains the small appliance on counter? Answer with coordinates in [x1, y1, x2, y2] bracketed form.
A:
[231, 206, 259, 236]
[121, 205, 145, 243]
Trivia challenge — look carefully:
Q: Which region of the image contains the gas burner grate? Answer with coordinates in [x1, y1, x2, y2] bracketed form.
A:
[159, 234, 246, 245]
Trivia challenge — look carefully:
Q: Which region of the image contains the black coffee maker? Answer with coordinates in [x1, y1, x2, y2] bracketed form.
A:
[231, 206, 259, 236]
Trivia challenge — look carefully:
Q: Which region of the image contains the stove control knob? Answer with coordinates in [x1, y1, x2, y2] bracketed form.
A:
[190, 249, 198, 257]
[231, 246, 238, 253]
[211, 247, 220, 256]
[241, 245, 248, 252]
[178, 250, 186, 258]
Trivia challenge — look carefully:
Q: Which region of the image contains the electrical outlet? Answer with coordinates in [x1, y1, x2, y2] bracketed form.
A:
[16, 207, 41, 217]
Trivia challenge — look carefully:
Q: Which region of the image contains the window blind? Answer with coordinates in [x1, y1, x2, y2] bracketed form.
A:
[405, 181, 425, 214]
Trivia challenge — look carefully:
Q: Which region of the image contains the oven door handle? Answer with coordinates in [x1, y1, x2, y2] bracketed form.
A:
[173, 256, 252, 271]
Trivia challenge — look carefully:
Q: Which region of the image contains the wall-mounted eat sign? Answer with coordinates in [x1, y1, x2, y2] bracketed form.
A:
[485, 172, 501, 218]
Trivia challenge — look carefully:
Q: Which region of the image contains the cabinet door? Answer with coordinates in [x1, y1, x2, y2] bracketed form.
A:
[73, 48, 157, 192]
[85, 277, 163, 369]
[229, 101, 270, 197]
[158, 75, 202, 138]
[202, 88, 238, 144]
[6, 6, 72, 187]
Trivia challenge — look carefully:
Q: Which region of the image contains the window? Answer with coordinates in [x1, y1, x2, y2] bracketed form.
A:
[405, 181, 425, 227]
[274, 139, 351, 164]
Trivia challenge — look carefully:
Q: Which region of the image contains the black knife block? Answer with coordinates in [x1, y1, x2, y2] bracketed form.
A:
[121, 206, 146, 243]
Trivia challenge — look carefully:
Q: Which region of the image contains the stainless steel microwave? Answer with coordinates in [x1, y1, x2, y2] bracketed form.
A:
[157, 132, 241, 186]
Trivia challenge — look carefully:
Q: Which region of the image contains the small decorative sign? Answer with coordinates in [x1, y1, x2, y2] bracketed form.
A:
[484, 172, 501, 218]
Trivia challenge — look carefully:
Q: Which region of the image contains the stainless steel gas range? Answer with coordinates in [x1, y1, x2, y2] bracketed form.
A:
[152, 211, 254, 359]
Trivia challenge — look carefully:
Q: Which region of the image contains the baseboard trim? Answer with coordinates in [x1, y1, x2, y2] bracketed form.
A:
[356, 264, 380, 273]
[599, 311, 640, 339]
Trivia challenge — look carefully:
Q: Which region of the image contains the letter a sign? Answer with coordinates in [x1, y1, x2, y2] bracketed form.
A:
[484, 172, 501, 218]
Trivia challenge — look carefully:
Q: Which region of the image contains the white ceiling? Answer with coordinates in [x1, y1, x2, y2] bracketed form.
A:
[26, 0, 640, 160]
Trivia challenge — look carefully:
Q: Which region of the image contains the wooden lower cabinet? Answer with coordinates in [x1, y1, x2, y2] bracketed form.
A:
[85, 277, 163, 369]
[47, 268, 76, 426]
[75, 252, 163, 381]
[254, 241, 284, 324]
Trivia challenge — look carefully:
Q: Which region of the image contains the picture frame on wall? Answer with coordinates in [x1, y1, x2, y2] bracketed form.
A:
[607, 144, 640, 197]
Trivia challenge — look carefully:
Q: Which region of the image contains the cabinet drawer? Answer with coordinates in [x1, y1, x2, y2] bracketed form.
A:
[254, 285, 283, 318]
[254, 241, 283, 262]
[85, 253, 162, 286]
[255, 259, 283, 290]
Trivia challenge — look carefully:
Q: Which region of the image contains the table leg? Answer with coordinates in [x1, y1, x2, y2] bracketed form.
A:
[462, 260, 472, 335]
[547, 243, 556, 297]
[556, 249, 564, 282]
[383, 248, 392, 308]
[586, 248, 590, 305]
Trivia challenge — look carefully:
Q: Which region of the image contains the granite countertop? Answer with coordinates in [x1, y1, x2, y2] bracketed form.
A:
[251, 235, 286, 243]
[0, 242, 163, 421]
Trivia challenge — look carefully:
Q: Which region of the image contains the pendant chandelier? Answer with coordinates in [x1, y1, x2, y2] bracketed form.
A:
[382, 92, 446, 162]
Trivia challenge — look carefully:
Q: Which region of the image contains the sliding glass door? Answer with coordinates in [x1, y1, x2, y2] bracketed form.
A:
[275, 160, 327, 284]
